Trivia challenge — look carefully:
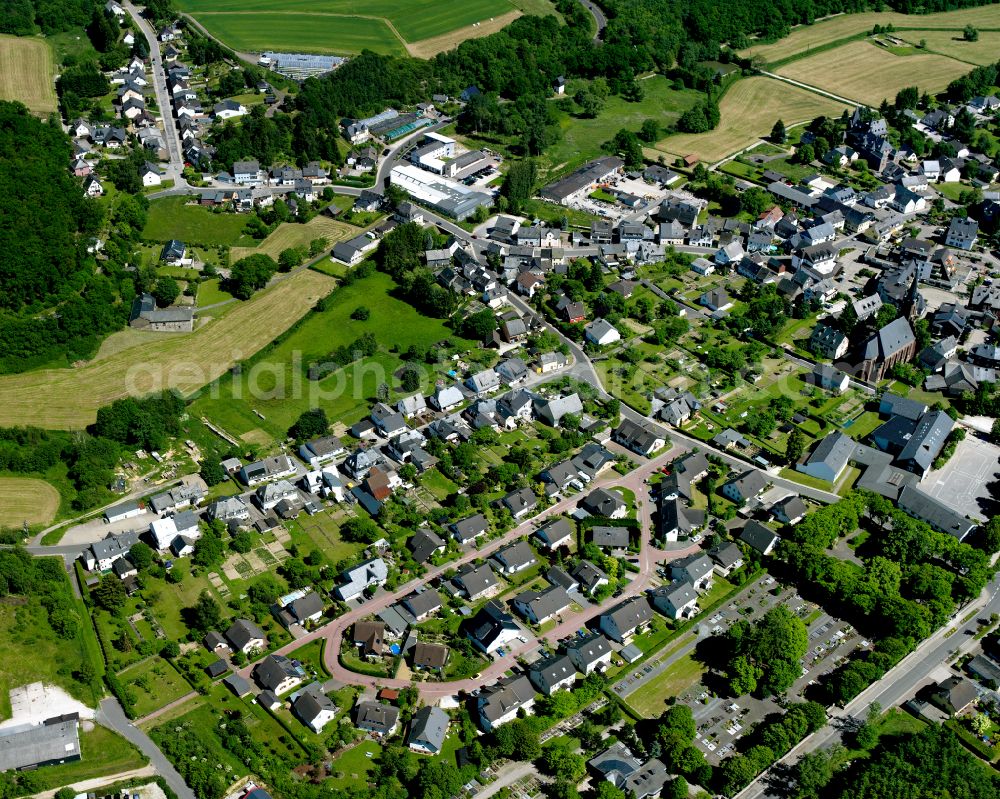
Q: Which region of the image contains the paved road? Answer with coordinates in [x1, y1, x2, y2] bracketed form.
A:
[576, 0, 607, 39]
[123, 1, 187, 187]
[98, 698, 197, 799]
[736, 575, 1000, 799]
[473, 762, 542, 799]
[240, 441, 701, 699]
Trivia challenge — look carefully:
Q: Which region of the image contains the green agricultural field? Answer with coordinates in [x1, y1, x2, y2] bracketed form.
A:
[144, 196, 258, 247]
[0, 34, 57, 115]
[190, 270, 472, 446]
[197, 278, 234, 307]
[180, 0, 521, 56]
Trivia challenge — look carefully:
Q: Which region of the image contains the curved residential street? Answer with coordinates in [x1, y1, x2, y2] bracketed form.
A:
[239, 441, 704, 699]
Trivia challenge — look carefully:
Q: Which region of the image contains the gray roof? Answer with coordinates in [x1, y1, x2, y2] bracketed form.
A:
[456, 563, 498, 596]
[403, 590, 442, 618]
[493, 540, 537, 571]
[514, 584, 573, 621]
[253, 654, 300, 691]
[601, 597, 654, 634]
[289, 591, 324, 622]
[528, 653, 576, 690]
[625, 759, 671, 799]
[0, 720, 80, 771]
[589, 741, 642, 787]
[590, 525, 630, 549]
[564, 631, 612, 665]
[478, 674, 536, 722]
[880, 392, 928, 421]
[708, 542, 743, 569]
[803, 431, 856, 477]
[452, 513, 489, 542]
[724, 470, 767, 499]
[739, 520, 780, 553]
[898, 485, 976, 540]
[864, 317, 915, 361]
[572, 559, 608, 590]
[407, 706, 449, 752]
[226, 618, 265, 650]
[355, 701, 400, 734]
[293, 689, 335, 724]
[651, 581, 698, 610]
[580, 488, 626, 518]
[898, 410, 953, 473]
[534, 393, 584, 426]
[672, 553, 714, 581]
[409, 528, 445, 563]
[534, 517, 573, 547]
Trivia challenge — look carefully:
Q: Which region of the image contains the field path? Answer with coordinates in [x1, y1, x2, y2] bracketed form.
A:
[760, 70, 864, 106]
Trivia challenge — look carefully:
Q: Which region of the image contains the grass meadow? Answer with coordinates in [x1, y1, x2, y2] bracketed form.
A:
[0, 476, 61, 526]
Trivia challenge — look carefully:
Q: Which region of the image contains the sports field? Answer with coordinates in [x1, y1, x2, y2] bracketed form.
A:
[776, 40, 970, 107]
[0, 269, 336, 430]
[231, 215, 357, 261]
[740, 7, 1000, 64]
[0, 35, 57, 115]
[178, 0, 521, 56]
[899, 29, 1000, 66]
[652, 76, 849, 164]
[0, 477, 61, 526]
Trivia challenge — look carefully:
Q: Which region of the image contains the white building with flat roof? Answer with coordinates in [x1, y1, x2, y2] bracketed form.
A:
[390, 164, 492, 221]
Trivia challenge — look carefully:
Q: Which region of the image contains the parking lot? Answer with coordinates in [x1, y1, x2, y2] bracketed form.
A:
[631, 586, 868, 765]
[920, 435, 1000, 522]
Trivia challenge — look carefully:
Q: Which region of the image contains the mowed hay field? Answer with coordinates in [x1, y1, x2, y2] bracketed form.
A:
[0, 477, 61, 526]
[0, 35, 57, 115]
[739, 7, 1000, 64]
[231, 215, 357, 261]
[899, 29, 1000, 66]
[179, 0, 519, 56]
[652, 77, 849, 163]
[776, 41, 969, 106]
[0, 269, 336, 430]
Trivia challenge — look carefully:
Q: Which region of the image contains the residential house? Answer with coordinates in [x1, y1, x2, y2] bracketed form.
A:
[477, 675, 536, 731]
[533, 518, 573, 551]
[585, 318, 622, 346]
[565, 632, 613, 674]
[721, 470, 767, 505]
[809, 324, 849, 360]
[534, 393, 584, 427]
[451, 514, 490, 545]
[353, 621, 385, 657]
[708, 542, 744, 577]
[612, 419, 665, 456]
[590, 526, 630, 552]
[411, 641, 450, 672]
[226, 619, 266, 655]
[492, 540, 538, 576]
[670, 553, 714, 591]
[650, 582, 698, 620]
[502, 488, 539, 520]
[334, 558, 388, 601]
[772, 495, 808, 525]
[513, 584, 573, 625]
[355, 702, 400, 737]
[739, 520, 780, 555]
[528, 654, 577, 696]
[293, 689, 338, 733]
[573, 560, 609, 597]
[814, 363, 850, 394]
[408, 529, 445, 564]
[700, 288, 733, 312]
[454, 563, 499, 601]
[945, 216, 978, 250]
[580, 488, 627, 519]
[407, 706, 449, 754]
[797, 431, 856, 483]
[599, 597, 654, 643]
[299, 436, 345, 468]
[461, 600, 520, 655]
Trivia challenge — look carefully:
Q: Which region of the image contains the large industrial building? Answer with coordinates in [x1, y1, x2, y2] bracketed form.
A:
[0, 718, 81, 771]
[390, 164, 493, 221]
[539, 156, 624, 205]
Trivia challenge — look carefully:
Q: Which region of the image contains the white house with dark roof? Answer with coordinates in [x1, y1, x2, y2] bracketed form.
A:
[721, 470, 767, 505]
[599, 597, 653, 643]
[650, 582, 698, 620]
[565, 632, 613, 674]
[451, 513, 490, 545]
[528, 653, 577, 695]
[477, 674, 535, 731]
[407, 706, 449, 754]
[512, 584, 573, 625]
[534, 518, 573, 550]
[491, 540, 537, 576]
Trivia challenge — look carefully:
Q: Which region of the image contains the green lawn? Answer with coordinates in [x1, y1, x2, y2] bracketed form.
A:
[420, 467, 459, 500]
[625, 653, 706, 717]
[26, 725, 147, 792]
[779, 467, 834, 491]
[288, 639, 330, 679]
[538, 77, 702, 180]
[190, 270, 473, 446]
[118, 657, 192, 717]
[143, 196, 257, 247]
[288, 512, 366, 566]
[327, 740, 382, 789]
[197, 278, 234, 306]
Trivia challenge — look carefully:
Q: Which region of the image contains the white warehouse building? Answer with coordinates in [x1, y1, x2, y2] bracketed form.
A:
[390, 164, 493, 221]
